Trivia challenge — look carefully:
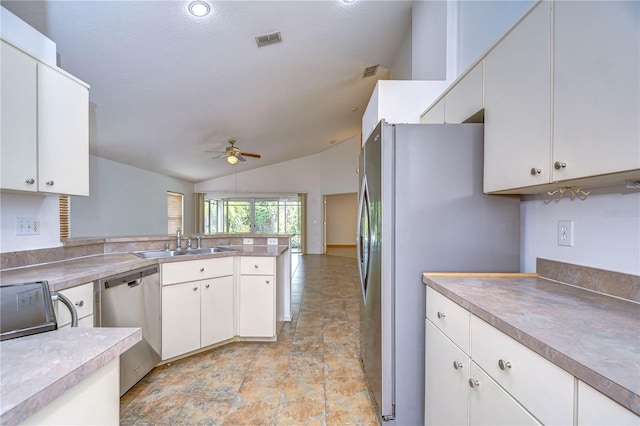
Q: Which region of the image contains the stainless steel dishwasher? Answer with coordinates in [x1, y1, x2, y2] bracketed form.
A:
[94, 265, 161, 396]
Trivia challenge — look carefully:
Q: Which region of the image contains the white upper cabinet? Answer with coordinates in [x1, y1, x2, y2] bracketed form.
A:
[483, 1, 552, 193]
[552, 1, 640, 181]
[445, 61, 484, 124]
[0, 39, 90, 196]
[1, 41, 38, 192]
[37, 63, 89, 196]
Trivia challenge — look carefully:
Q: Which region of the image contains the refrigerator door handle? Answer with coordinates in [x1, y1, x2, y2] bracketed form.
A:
[357, 176, 371, 304]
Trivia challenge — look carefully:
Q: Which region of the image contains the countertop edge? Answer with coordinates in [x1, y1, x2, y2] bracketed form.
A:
[423, 275, 640, 416]
[0, 328, 141, 425]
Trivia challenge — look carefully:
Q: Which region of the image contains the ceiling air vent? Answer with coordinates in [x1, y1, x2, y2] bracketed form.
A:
[255, 31, 282, 48]
[362, 64, 379, 78]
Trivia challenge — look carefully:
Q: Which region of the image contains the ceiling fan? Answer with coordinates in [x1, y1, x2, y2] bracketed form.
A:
[207, 140, 261, 165]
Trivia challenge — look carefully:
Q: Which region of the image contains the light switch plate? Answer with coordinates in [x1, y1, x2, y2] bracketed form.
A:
[243, 238, 254, 245]
[267, 238, 278, 245]
[16, 217, 40, 235]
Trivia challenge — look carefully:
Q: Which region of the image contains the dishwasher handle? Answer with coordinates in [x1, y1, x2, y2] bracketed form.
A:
[128, 278, 142, 287]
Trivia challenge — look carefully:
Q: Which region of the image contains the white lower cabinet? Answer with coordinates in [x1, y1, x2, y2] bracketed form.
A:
[161, 257, 235, 360]
[161, 281, 201, 360]
[55, 282, 94, 328]
[201, 276, 234, 347]
[468, 362, 539, 426]
[239, 275, 275, 338]
[577, 381, 640, 426]
[470, 316, 574, 426]
[425, 320, 469, 426]
[425, 288, 576, 426]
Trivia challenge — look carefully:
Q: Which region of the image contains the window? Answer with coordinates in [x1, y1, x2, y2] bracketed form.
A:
[204, 195, 303, 251]
[167, 192, 183, 234]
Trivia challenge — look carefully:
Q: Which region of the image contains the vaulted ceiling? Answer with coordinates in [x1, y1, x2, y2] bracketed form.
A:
[2, 0, 412, 182]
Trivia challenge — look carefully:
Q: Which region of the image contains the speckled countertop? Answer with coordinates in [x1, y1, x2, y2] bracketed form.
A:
[423, 273, 640, 415]
[0, 245, 289, 291]
[0, 327, 141, 425]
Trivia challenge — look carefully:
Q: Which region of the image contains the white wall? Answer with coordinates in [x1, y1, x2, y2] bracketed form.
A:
[522, 192, 640, 275]
[412, 1, 448, 80]
[456, 0, 535, 75]
[70, 156, 195, 237]
[390, 20, 412, 80]
[0, 193, 61, 252]
[195, 135, 361, 254]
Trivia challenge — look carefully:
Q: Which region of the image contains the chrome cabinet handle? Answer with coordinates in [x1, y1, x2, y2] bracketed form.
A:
[530, 168, 542, 176]
[200, 267, 205, 272]
[554, 161, 567, 170]
[205, 284, 210, 288]
[469, 379, 480, 388]
[453, 361, 463, 370]
[437, 311, 446, 319]
[498, 359, 512, 370]
[25, 178, 35, 184]
[193, 286, 198, 291]
[46, 180, 54, 186]
[254, 264, 259, 268]
[266, 280, 271, 284]
[75, 300, 84, 307]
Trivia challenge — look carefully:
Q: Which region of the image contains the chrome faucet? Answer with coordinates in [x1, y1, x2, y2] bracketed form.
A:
[196, 235, 202, 249]
[187, 236, 193, 251]
[176, 228, 182, 251]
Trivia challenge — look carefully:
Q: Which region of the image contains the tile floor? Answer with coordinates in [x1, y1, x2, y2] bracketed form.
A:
[120, 254, 380, 425]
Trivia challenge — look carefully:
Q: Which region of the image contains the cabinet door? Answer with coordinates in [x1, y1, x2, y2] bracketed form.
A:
[162, 282, 201, 360]
[0, 41, 38, 191]
[55, 282, 94, 328]
[425, 320, 469, 426]
[577, 381, 640, 426]
[470, 315, 574, 425]
[420, 99, 445, 124]
[239, 275, 274, 337]
[553, 1, 640, 181]
[468, 362, 540, 426]
[483, 1, 552, 192]
[445, 61, 484, 124]
[201, 276, 234, 347]
[37, 64, 89, 196]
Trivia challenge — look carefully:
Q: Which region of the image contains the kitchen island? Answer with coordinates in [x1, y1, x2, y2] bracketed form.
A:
[0, 327, 141, 425]
[423, 259, 639, 424]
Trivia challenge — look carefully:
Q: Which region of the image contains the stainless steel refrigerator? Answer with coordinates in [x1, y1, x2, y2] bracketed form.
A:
[357, 121, 520, 425]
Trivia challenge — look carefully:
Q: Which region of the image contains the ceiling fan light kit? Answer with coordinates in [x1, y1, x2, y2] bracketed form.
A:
[206, 139, 262, 165]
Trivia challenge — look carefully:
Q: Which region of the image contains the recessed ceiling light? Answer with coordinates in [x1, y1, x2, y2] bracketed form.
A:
[189, 1, 210, 17]
[343, 0, 356, 3]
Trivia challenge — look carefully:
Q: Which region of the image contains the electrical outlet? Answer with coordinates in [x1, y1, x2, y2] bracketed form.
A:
[243, 238, 254, 245]
[267, 238, 278, 245]
[15, 217, 40, 235]
[557, 220, 573, 247]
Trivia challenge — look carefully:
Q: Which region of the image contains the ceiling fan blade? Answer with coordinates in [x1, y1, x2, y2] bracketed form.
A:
[236, 155, 248, 162]
[240, 152, 261, 159]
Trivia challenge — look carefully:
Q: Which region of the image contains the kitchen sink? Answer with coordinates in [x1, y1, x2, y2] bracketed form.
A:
[132, 247, 237, 259]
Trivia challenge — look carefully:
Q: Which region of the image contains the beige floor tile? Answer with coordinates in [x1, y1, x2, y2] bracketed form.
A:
[119, 255, 380, 426]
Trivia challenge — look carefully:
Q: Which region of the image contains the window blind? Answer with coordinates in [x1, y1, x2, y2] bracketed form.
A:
[167, 192, 184, 234]
[59, 195, 70, 240]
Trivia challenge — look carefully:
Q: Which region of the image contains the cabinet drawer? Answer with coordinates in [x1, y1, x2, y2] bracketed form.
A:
[426, 286, 470, 354]
[469, 361, 540, 426]
[577, 381, 640, 425]
[240, 256, 274, 275]
[470, 315, 574, 425]
[162, 257, 234, 285]
[56, 282, 93, 326]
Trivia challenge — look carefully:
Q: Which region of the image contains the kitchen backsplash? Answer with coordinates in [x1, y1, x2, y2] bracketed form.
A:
[537, 258, 639, 303]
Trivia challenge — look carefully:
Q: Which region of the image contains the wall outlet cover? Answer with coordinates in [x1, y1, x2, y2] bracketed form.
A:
[243, 238, 254, 245]
[557, 220, 573, 247]
[15, 217, 40, 236]
[267, 238, 278, 245]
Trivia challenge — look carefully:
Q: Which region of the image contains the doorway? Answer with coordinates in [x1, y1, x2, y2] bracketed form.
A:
[324, 193, 357, 258]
